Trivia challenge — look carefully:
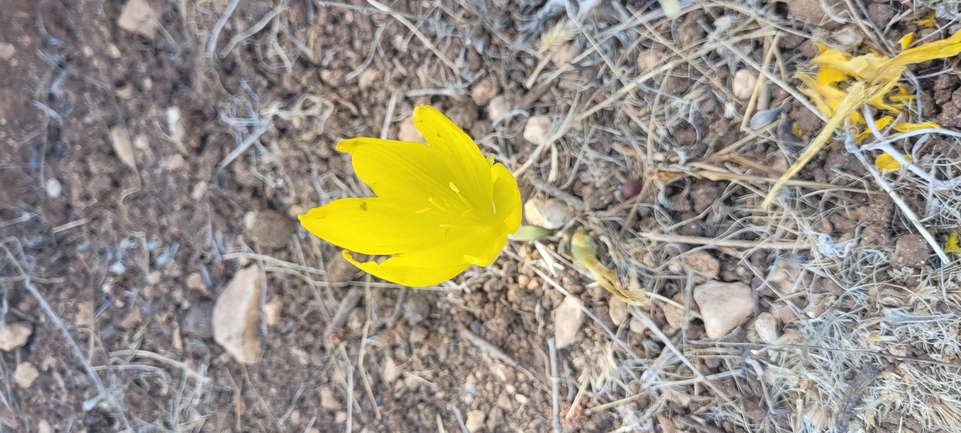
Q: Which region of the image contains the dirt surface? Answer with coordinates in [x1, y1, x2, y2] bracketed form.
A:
[2, 0, 961, 432]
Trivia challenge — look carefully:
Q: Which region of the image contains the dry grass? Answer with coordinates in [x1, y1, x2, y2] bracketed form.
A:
[500, 0, 961, 431]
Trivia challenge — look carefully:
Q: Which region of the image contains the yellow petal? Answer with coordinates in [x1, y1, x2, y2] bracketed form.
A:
[946, 230, 961, 254]
[343, 250, 470, 287]
[412, 105, 496, 214]
[816, 65, 848, 85]
[491, 162, 522, 233]
[874, 153, 912, 171]
[810, 48, 851, 68]
[343, 223, 507, 286]
[855, 115, 893, 143]
[879, 30, 961, 80]
[299, 197, 449, 255]
[867, 93, 902, 113]
[893, 121, 940, 132]
[899, 33, 915, 50]
[915, 11, 937, 29]
[846, 53, 894, 81]
[792, 121, 804, 138]
[875, 115, 894, 130]
[811, 48, 891, 81]
[337, 137, 480, 214]
[797, 72, 847, 117]
[887, 93, 916, 104]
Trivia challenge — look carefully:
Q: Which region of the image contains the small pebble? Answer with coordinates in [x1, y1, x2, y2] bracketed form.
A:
[523, 115, 553, 145]
[264, 297, 283, 327]
[403, 292, 432, 324]
[471, 77, 498, 106]
[0, 323, 32, 352]
[621, 179, 641, 199]
[382, 356, 400, 383]
[693, 281, 754, 339]
[554, 296, 584, 349]
[465, 410, 486, 432]
[212, 266, 267, 364]
[184, 302, 215, 339]
[732, 69, 758, 100]
[0, 42, 14, 61]
[45, 178, 62, 198]
[320, 387, 339, 409]
[14, 362, 39, 388]
[487, 95, 510, 120]
[409, 325, 428, 344]
[608, 297, 628, 326]
[249, 210, 294, 251]
[523, 198, 573, 230]
[754, 312, 778, 343]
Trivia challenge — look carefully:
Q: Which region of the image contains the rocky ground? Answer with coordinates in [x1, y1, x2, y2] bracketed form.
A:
[2, 0, 961, 432]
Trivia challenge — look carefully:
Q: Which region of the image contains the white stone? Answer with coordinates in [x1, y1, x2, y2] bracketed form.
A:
[165, 107, 185, 144]
[732, 69, 757, 101]
[553, 296, 584, 349]
[397, 116, 425, 143]
[523, 198, 572, 230]
[661, 294, 687, 331]
[264, 297, 283, 327]
[110, 126, 137, 169]
[681, 251, 720, 281]
[382, 356, 400, 383]
[0, 323, 32, 352]
[45, 178, 61, 198]
[191, 182, 207, 201]
[471, 77, 498, 106]
[0, 43, 14, 61]
[465, 410, 486, 432]
[213, 266, 263, 364]
[487, 95, 510, 120]
[117, 0, 158, 38]
[636, 50, 659, 73]
[320, 386, 339, 409]
[693, 281, 754, 339]
[38, 420, 53, 433]
[754, 312, 778, 343]
[14, 362, 39, 388]
[523, 115, 553, 145]
[609, 297, 628, 326]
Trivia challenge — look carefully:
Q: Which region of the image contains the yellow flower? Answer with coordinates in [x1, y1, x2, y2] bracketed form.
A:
[299, 105, 522, 287]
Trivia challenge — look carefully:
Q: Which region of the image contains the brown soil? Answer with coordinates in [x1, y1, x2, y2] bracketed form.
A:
[1, 0, 957, 432]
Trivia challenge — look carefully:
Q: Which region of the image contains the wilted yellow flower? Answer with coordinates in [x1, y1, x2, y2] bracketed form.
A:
[763, 29, 961, 208]
[571, 227, 650, 306]
[299, 105, 522, 287]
